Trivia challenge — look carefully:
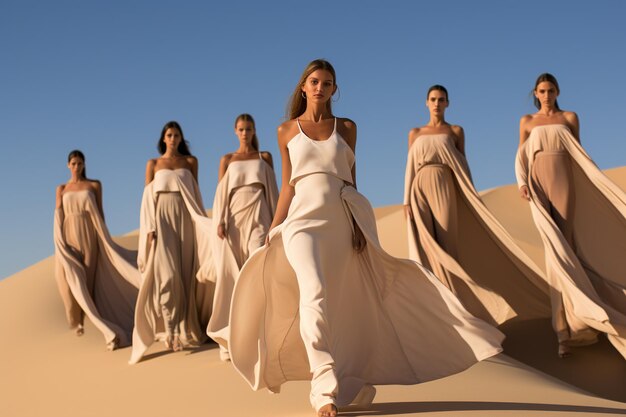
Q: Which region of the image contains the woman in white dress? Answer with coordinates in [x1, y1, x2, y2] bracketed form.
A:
[130, 122, 214, 364]
[228, 60, 504, 417]
[208, 114, 278, 361]
[517, 73, 626, 358]
[404, 85, 550, 326]
[54, 150, 139, 350]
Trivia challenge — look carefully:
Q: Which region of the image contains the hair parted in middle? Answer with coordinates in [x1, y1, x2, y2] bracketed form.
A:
[157, 120, 192, 156]
[426, 84, 449, 101]
[235, 113, 259, 151]
[287, 59, 337, 120]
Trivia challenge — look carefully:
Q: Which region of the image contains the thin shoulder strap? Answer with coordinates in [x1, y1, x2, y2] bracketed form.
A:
[296, 118, 304, 133]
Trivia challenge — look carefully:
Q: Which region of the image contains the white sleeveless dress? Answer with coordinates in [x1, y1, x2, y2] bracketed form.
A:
[229, 119, 504, 411]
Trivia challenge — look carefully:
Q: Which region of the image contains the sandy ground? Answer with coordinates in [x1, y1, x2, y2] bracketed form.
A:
[2, 168, 626, 417]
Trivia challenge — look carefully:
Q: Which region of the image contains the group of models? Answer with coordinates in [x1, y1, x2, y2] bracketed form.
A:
[53, 60, 626, 417]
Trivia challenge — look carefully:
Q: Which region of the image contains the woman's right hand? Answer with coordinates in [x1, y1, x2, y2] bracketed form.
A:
[519, 185, 531, 201]
[217, 223, 226, 240]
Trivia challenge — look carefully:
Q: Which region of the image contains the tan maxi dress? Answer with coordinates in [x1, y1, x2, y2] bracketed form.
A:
[207, 156, 278, 356]
[228, 119, 504, 411]
[516, 124, 626, 358]
[130, 168, 215, 364]
[404, 134, 551, 325]
[54, 189, 140, 347]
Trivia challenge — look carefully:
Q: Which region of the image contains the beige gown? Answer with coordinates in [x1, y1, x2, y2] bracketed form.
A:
[207, 156, 278, 356]
[516, 124, 626, 357]
[229, 119, 504, 411]
[130, 168, 215, 364]
[54, 190, 140, 347]
[404, 134, 551, 325]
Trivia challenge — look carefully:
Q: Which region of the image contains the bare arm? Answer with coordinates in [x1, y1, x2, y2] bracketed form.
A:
[261, 152, 274, 169]
[339, 118, 358, 187]
[518, 116, 532, 200]
[145, 159, 156, 186]
[564, 111, 580, 143]
[55, 185, 65, 210]
[269, 123, 296, 232]
[92, 180, 105, 221]
[452, 125, 466, 157]
[217, 154, 230, 181]
[187, 156, 199, 182]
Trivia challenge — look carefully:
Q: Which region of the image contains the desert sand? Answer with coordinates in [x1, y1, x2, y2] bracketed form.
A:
[1, 169, 626, 417]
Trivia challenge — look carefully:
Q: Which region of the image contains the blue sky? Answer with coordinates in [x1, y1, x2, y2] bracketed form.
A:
[2, 0, 626, 279]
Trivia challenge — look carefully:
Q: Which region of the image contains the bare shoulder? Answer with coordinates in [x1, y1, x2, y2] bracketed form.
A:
[450, 124, 464, 137]
[338, 117, 356, 131]
[89, 179, 102, 191]
[146, 158, 157, 170]
[562, 111, 579, 124]
[519, 113, 534, 127]
[277, 119, 299, 145]
[56, 184, 66, 196]
[220, 152, 234, 164]
[260, 151, 273, 161]
[408, 127, 422, 147]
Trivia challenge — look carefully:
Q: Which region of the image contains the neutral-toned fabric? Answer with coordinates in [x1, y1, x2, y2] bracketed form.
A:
[404, 134, 551, 325]
[54, 190, 140, 346]
[229, 121, 504, 411]
[516, 124, 626, 357]
[130, 168, 215, 364]
[207, 158, 278, 353]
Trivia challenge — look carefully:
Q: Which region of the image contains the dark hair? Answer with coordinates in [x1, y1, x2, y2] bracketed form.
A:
[67, 149, 87, 179]
[533, 73, 560, 110]
[426, 84, 449, 101]
[287, 59, 337, 120]
[235, 114, 259, 151]
[157, 121, 192, 156]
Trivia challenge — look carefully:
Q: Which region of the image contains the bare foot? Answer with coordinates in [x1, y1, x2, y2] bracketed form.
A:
[172, 335, 183, 352]
[164, 335, 173, 350]
[317, 403, 337, 417]
[558, 343, 571, 358]
[75, 325, 84, 336]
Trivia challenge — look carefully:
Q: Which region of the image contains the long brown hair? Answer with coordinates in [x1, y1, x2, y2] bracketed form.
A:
[67, 149, 87, 179]
[234, 113, 259, 151]
[533, 73, 560, 110]
[286, 59, 337, 120]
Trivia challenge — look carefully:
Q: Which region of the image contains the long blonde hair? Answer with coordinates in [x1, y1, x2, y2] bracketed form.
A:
[287, 59, 337, 120]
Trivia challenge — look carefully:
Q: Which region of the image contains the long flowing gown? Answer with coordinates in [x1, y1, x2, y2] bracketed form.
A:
[404, 133, 551, 325]
[130, 168, 215, 364]
[229, 119, 504, 411]
[54, 189, 140, 347]
[516, 124, 626, 357]
[207, 156, 278, 356]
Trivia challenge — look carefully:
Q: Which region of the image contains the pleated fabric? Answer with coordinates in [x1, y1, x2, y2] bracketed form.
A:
[229, 122, 504, 411]
[516, 124, 626, 357]
[404, 134, 551, 325]
[54, 190, 140, 347]
[207, 158, 278, 354]
[130, 168, 215, 364]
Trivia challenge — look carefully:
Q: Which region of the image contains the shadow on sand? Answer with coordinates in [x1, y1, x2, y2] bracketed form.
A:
[340, 400, 626, 416]
[500, 318, 626, 403]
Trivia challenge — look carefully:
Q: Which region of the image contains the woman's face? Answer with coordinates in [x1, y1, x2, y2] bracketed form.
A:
[235, 120, 255, 145]
[301, 69, 336, 104]
[534, 81, 559, 109]
[67, 156, 85, 177]
[426, 90, 448, 116]
[163, 127, 182, 151]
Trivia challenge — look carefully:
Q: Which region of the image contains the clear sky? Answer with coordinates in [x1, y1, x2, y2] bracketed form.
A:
[2, 0, 626, 279]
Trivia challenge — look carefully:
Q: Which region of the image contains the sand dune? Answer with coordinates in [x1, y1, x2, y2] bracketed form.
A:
[2, 169, 626, 417]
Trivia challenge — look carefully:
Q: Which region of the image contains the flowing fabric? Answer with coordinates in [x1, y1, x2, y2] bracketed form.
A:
[404, 134, 551, 325]
[229, 120, 504, 410]
[207, 158, 278, 352]
[54, 190, 140, 346]
[516, 124, 626, 357]
[130, 169, 215, 364]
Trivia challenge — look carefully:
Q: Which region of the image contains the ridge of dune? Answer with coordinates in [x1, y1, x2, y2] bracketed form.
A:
[2, 167, 626, 416]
